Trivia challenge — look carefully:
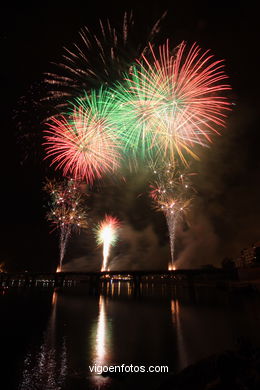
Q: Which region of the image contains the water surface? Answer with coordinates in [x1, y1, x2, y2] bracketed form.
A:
[2, 282, 260, 389]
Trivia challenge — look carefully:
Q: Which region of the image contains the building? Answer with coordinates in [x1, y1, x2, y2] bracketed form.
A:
[236, 241, 260, 268]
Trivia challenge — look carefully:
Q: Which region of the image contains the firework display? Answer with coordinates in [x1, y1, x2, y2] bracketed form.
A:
[110, 41, 231, 164]
[44, 88, 122, 184]
[94, 215, 120, 271]
[40, 14, 232, 270]
[44, 178, 87, 270]
[150, 162, 195, 269]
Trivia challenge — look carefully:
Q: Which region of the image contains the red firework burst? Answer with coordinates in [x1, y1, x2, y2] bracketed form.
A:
[44, 90, 121, 184]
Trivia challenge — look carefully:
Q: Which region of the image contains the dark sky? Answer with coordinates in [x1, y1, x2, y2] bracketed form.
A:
[1, 1, 259, 271]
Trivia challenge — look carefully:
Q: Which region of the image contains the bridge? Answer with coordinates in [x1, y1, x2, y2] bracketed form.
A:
[0, 268, 236, 288]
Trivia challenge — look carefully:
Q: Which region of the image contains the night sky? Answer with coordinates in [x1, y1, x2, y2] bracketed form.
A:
[1, 1, 259, 272]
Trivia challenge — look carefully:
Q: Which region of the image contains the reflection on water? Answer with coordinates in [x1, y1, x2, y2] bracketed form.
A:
[89, 294, 112, 388]
[1, 281, 260, 389]
[96, 296, 106, 365]
[19, 290, 67, 390]
[99, 280, 131, 298]
[171, 298, 188, 369]
[89, 295, 110, 387]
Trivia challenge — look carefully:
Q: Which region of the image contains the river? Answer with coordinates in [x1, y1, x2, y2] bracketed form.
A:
[1, 282, 260, 389]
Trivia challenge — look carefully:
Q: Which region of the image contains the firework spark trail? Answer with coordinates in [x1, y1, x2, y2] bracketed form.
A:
[59, 226, 71, 270]
[44, 12, 166, 113]
[150, 162, 195, 269]
[95, 216, 120, 272]
[102, 234, 110, 272]
[44, 178, 87, 270]
[164, 205, 189, 270]
[111, 40, 231, 164]
[166, 209, 179, 270]
[44, 88, 122, 184]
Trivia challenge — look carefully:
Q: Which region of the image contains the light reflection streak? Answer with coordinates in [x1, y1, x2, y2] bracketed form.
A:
[127, 281, 132, 296]
[96, 296, 106, 365]
[52, 289, 58, 305]
[106, 281, 110, 295]
[171, 299, 188, 369]
[19, 290, 67, 390]
[90, 295, 111, 387]
[111, 281, 115, 297]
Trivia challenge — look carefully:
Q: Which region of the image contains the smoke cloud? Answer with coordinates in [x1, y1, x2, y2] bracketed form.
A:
[63, 223, 170, 271]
